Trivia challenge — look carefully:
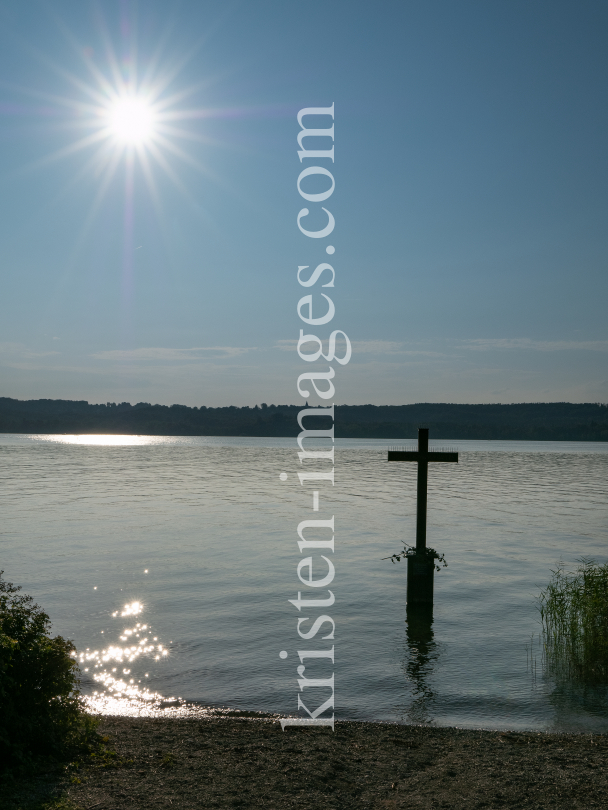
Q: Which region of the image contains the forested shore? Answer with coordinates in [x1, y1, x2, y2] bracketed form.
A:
[1, 397, 607, 440]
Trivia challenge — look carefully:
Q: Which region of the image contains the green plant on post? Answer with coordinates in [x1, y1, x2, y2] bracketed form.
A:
[539, 558, 608, 685]
[0, 572, 98, 773]
[382, 543, 448, 572]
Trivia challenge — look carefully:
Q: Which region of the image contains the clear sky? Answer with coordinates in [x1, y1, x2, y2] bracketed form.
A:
[0, 0, 606, 407]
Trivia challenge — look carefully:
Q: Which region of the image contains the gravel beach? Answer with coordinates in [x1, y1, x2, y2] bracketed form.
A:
[51, 715, 608, 809]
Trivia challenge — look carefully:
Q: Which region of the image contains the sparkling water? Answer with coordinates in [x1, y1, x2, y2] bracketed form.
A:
[1, 433, 607, 731]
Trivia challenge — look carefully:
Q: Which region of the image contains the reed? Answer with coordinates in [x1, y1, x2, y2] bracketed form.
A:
[539, 558, 608, 684]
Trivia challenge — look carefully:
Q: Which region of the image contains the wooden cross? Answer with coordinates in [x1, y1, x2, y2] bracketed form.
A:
[388, 428, 458, 554]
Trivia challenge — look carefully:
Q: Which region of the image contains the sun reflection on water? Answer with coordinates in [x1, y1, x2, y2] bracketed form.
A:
[77, 600, 179, 716]
[46, 435, 159, 446]
[116, 600, 143, 616]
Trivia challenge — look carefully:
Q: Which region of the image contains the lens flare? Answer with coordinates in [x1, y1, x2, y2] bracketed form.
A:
[107, 97, 155, 144]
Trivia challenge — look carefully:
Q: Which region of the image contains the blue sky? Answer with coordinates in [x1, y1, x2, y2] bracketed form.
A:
[0, 0, 606, 406]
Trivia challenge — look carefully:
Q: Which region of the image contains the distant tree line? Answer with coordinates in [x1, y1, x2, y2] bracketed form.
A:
[0, 398, 607, 440]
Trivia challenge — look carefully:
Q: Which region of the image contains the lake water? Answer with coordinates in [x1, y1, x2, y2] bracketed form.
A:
[1, 433, 607, 732]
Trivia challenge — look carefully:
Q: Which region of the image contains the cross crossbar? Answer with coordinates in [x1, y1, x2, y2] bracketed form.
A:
[388, 451, 458, 463]
[388, 427, 458, 553]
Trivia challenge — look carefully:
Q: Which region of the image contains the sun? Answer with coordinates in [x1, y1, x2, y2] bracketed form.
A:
[18, 6, 227, 247]
[107, 96, 156, 145]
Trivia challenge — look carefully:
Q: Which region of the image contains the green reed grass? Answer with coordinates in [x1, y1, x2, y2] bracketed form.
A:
[539, 558, 608, 684]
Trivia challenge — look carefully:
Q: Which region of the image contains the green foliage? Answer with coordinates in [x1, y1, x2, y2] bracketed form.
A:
[383, 544, 447, 572]
[160, 751, 176, 768]
[539, 558, 608, 684]
[0, 572, 98, 772]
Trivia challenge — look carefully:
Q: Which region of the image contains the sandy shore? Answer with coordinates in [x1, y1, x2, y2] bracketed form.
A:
[39, 714, 607, 810]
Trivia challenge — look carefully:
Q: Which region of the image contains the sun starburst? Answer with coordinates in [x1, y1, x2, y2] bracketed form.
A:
[106, 96, 157, 145]
[18, 10, 222, 216]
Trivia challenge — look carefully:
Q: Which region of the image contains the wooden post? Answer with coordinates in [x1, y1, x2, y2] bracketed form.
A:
[388, 427, 458, 605]
[415, 428, 429, 553]
[406, 553, 436, 604]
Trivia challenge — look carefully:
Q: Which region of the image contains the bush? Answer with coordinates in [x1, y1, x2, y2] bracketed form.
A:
[539, 558, 608, 684]
[0, 572, 98, 771]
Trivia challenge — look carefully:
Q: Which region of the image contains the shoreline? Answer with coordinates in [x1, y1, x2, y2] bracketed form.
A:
[60, 715, 608, 809]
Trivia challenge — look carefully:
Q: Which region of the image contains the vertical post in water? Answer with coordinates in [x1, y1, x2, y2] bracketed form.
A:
[415, 428, 429, 554]
[406, 551, 435, 605]
[388, 427, 458, 606]
[411, 427, 433, 604]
